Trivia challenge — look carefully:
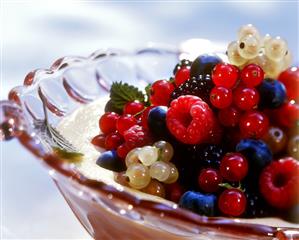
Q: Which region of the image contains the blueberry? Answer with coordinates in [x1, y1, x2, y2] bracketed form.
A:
[257, 78, 286, 109]
[148, 106, 169, 138]
[236, 139, 272, 172]
[190, 54, 222, 78]
[179, 191, 217, 216]
[96, 150, 125, 172]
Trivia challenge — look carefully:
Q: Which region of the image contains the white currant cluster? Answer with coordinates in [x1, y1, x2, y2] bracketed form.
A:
[125, 141, 179, 191]
[227, 24, 292, 78]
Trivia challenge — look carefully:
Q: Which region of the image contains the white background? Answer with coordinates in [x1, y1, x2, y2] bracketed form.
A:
[1, 1, 298, 239]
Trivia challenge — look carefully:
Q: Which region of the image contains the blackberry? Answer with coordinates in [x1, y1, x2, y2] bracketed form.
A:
[244, 190, 271, 218]
[187, 144, 225, 169]
[173, 59, 192, 75]
[170, 75, 214, 104]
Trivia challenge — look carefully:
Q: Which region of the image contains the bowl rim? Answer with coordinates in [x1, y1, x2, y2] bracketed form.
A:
[5, 43, 299, 239]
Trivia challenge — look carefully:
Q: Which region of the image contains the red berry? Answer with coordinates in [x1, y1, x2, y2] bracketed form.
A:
[212, 63, 239, 88]
[241, 64, 264, 87]
[278, 66, 299, 102]
[105, 132, 123, 150]
[175, 67, 190, 86]
[205, 117, 223, 144]
[165, 182, 184, 203]
[272, 101, 299, 128]
[123, 101, 144, 115]
[210, 86, 232, 109]
[150, 80, 175, 106]
[91, 134, 106, 148]
[220, 153, 248, 181]
[166, 95, 215, 144]
[99, 112, 120, 134]
[123, 125, 151, 149]
[218, 189, 246, 217]
[117, 143, 130, 159]
[239, 111, 269, 139]
[233, 86, 260, 111]
[116, 114, 138, 135]
[259, 157, 299, 209]
[218, 106, 241, 127]
[140, 106, 155, 130]
[198, 168, 222, 193]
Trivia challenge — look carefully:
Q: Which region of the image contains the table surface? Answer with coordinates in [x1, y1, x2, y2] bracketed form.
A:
[1, 1, 298, 239]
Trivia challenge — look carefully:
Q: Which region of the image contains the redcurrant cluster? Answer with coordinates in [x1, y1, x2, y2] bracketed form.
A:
[210, 62, 269, 139]
[92, 101, 152, 158]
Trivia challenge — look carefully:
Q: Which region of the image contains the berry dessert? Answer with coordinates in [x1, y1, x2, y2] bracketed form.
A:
[57, 24, 299, 228]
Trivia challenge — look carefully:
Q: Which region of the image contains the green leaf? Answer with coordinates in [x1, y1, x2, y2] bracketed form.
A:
[219, 182, 244, 192]
[145, 83, 152, 106]
[53, 147, 83, 163]
[110, 82, 145, 110]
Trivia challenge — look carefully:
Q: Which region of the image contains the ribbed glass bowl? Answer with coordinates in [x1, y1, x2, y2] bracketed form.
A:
[1, 41, 298, 240]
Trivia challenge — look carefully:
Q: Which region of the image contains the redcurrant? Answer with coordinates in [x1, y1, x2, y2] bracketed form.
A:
[212, 63, 239, 88]
[241, 64, 264, 87]
[220, 153, 248, 181]
[278, 67, 299, 102]
[105, 132, 123, 150]
[210, 86, 233, 109]
[239, 111, 269, 139]
[123, 101, 144, 115]
[150, 80, 175, 106]
[218, 106, 241, 127]
[116, 114, 138, 135]
[218, 189, 246, 216]
[99, 112, 120, 134]
[91, 134, 106, 148]
[233, 86, 260, 110]
[198, 168, 222, 193]
[117, 144, 130, 159]
[175, 67, 190, 86]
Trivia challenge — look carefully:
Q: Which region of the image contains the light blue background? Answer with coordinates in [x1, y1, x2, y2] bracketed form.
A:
[1, 1, 298, 238]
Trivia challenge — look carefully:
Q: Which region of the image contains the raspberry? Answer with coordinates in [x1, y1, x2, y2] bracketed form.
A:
[123, 125, 151, 149]
[170, 75, 214, 105]
[259, 157, 299, 209]
[166, 95, 215, 144]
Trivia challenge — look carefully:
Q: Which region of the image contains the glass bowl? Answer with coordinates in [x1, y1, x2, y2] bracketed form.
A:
[1, 41, 298, 240]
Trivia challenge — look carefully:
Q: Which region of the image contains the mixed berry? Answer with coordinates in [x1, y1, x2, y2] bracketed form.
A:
[91, 25, 299, 222]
